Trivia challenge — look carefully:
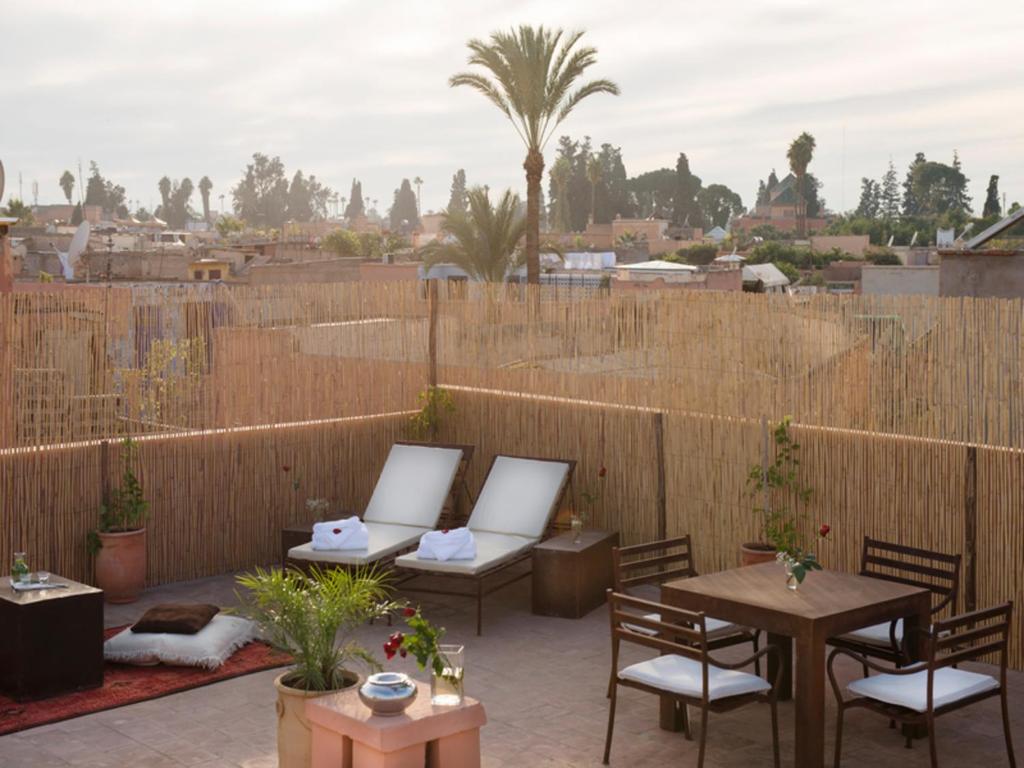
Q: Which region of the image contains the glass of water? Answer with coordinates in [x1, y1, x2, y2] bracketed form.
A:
[36, 571, 50, 585]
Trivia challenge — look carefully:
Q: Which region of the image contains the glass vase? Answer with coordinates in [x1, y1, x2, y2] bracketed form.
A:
[431, 644, 464, 706]
[570, 516, 584, 545]
[783, 560, 799, 591]
[11, 552, 30, 584]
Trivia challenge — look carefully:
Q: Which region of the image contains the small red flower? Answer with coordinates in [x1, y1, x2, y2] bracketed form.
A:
[598, 466, 607, 478]
[332, 528, 342, 535]
[282, 465, 291, 472]
[402, 607, 416, 618]
[389, 631, 404, 644]
[819, 524, 831, 537]
[385, 647, 396, 660]
[441, 529, 449, 534]
[399, 648, 407, 658]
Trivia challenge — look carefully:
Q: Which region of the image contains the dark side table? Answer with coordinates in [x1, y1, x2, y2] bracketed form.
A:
[0, 575, 104, 700]
[532, 530, 619, 619]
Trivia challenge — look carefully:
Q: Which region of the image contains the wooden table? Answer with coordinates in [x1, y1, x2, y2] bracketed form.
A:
[661, 561, 931, 768]
[0, 575, 104, 700]
[532, 530, 619, 619]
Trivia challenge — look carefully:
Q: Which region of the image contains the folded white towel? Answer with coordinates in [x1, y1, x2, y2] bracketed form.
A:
[416, 527, 476, 561]
[311, 517, 369, 551]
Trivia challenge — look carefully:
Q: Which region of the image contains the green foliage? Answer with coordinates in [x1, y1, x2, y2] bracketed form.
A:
[421, 187, 526, 282]
[85, 161, 127, 216]
[59, 170, 76, 204]
[232, 153, 289, 228]
[388, 178, 420, 233]
[447, 169, 468, 216]
[408, 387, 455, 440]
[216, 215, 244, 238]
[697, 183, 744, 229]
[70, 203, 83, 226]
[746, 417, 813, 550]
[344, 179, 365, 219]
[389, 607, 461, 684]
[983, 175, 1001, 218]
[234, 566, 396, 692]
[286, 170, 333, 222]
[773, 260, 800, 283]
[156, 176, 194, 229]
[867, 248, 901, 265]
[749, 224, 788, 241]
[198, 176, 213, 222]
[672, 152, 702, 227]
[670, 243, 718, 266]
[323, 228, 360, 257]
[88, 438, 148, 553]
[1, 198, 33, 225]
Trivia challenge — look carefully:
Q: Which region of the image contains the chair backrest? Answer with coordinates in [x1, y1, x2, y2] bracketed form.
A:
[607, 591, 707, 663]
[929, 602, 1012, 675]
[466, 455, 574, 540]
[860, 537, 961, 616]
[362, 443, 468, 528]
[612, 535, 697, 593]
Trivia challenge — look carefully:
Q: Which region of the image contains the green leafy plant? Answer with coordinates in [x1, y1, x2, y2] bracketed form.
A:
[88, 438, 149, 554]
[777, 524, 831, 584]
[234, 566, 397, 692]
[746, 416, 813, 549]
[385, 607, 460, 684]
[575, 465, 607, 526]
[407, 386, 455, 440]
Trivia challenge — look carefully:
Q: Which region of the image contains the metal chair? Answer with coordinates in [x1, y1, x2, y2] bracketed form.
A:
[828, 601, 1016, 768]
[604, 591, 781, 768]
[830, 537, 961, 669]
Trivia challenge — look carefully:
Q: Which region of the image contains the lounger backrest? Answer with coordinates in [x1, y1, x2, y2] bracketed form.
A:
[467, 456, 572, 540]
[363, 444, 464, 528]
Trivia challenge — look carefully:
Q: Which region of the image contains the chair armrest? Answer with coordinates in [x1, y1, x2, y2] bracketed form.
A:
[712, 644, 784, 693]
[826, 646, 925, 705]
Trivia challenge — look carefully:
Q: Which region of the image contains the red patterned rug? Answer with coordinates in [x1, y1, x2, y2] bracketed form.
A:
[0, 626, 291, 736]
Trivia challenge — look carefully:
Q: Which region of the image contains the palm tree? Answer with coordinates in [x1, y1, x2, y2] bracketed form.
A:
[450, 25, 619, 284]
[59, 170, 75, 204]
[787, 132, 816, 237]
[413, 176, 423, 215]
[420, 187, 527, 282]
[587, 155, 603, 225]
[198, 176, 213, 222]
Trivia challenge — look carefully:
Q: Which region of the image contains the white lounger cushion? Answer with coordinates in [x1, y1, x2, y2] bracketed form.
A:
[363, 444, 464, 528]
[619, 653, 771, 702]
[840, 618, 903, 646]
[395, 531, 535, 575]
[848, 667, 999, 712]
[623, 612, 740, 638]
[467, 456, 571, 539]
[289, 522, 431, 565]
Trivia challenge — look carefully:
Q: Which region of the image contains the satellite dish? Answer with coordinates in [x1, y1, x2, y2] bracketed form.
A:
[57, 221, 90, 280]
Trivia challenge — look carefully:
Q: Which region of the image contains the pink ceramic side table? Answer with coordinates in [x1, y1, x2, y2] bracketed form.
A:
[307, 681, 487, 768]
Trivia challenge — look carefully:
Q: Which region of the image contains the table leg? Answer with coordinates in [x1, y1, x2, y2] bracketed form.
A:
[901, 601, 933, 742]
[794, 630, 827, 768]
[766, 632, 793, 701]
[659, 696, 684, 731]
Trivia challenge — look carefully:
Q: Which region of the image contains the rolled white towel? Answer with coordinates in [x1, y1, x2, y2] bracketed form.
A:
[311, 517, 369, 551]
[416, 527, 476, 562]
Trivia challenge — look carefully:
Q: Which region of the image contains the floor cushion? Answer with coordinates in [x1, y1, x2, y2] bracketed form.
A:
[131, 603, 220, 635]
[105, 615, 257, 669]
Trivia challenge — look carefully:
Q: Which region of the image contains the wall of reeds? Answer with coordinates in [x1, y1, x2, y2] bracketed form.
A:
[1, 282, 1022, 665]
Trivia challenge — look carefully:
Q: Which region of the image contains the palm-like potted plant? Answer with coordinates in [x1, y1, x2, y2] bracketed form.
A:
[234, 566, 396, 768]
[88, 437, 149, 603]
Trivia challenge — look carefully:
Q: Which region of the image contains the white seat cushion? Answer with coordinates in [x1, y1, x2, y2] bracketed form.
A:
[289, 522, 431, 565]
[840, 619, 903, 647]
[848, 667, 999, 712]
[467, 456, 571, 539]
[619, 653, 771, 702]
[623, 613, 739, 637]
[362, 444, 464, 528]
[104, 615, 257, 670]
[395, 531, 535, 575]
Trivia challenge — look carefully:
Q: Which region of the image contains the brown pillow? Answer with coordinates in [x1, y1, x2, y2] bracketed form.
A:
[131, 603, 220, 635]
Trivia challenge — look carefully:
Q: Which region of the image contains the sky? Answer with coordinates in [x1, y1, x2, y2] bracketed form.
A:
[3, 0, 1023, 218]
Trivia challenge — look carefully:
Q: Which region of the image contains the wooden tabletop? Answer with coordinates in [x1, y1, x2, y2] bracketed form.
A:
[1, 575, 101, 606]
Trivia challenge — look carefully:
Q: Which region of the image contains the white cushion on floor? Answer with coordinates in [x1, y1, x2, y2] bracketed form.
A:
[623, 613, 739, 637]
[467, 456, 571, 539]
[619, 653, 771, 702]
[395, 531, 535, 575]
[104, 615, 257, 670]
[289, 522, 431, 565]
[363, 444, 464, 528]
[840, 619, 903, 646]
[848, 667, 999, 712]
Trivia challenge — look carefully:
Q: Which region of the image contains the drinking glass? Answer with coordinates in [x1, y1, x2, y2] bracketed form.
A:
[36, 571, 50, 585]
[430, 644, 465, 706]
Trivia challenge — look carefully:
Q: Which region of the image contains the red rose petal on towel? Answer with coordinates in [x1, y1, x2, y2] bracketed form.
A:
[332, 528, 341, 535]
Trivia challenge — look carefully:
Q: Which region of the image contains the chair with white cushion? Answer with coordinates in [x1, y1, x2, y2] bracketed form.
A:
[394, 454, 575, 635]
[830, 537, 961, 670]
[611, 536, 761, 679]
[604, 591, 781, 768]
[828, 602, 1015, 767]
[286, 442, 473, 569]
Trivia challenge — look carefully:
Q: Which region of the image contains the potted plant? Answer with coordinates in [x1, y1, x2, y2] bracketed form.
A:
[234, 566, 396, 768]
[88, 437, 149, 603]
[741, 417, 813, 566]
[386, 606, 465, 706]
[776, 523, 831, 589]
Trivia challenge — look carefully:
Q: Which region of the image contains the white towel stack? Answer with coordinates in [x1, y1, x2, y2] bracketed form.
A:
[416, 527, 476, 561]
[311, 517, 369, 550]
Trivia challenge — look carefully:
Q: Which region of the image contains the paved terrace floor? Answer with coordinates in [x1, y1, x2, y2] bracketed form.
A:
[0, 568, 1019, 768]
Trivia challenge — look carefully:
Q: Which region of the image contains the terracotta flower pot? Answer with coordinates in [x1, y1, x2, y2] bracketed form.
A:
[740, 542, 776, 567]
[275, 671, 360, 768]
[95, 528, 147, 603]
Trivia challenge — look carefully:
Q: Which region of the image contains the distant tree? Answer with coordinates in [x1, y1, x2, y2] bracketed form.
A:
[447, 169, 468, 215]
[413, 176, 423, 215]
[449, 25, 619, 283]
[232, 153, 289, 228]
[586, 155, 603, 224]
[755, 180, 768, 207]
[867, 248, 901, 265]
[84, 161, 127, 216]
[568, 136, 593, 231]
[902, 152, 927, 216]
[549, 157, 572, 232]
[1009, 201, 1022, 215]
[1, 198, 33, 224]
[388, 178, 420, 233]
[786, 132, 816, 237]
[344, 179, 365, 219]
[855, 178, 881, 218]
[323, 228, 361, 257]
[628, 167, 675, 219]
[697, 184, 743, 229]
[286, 170, 313, 222]
[215, 215, 244, 238]
[767, 169, 779, 193]
[158, 176, 172, 214]
[59, 170, 75, 204]
[672, 153, 702, 227]
[156, 177, 194, 228]
[773, 260, 800, 283]
[951, 150, 972, 216]
[880, 160, 900, 220]
[600, 142, 633, 219]
[70, 202, 83, 226]
[803, 173, 824, 219]
[908, 157, 972, 220]
[420, 187, 526, 281]
[983, 175, 1001, 218]
[667, 243, 719, 266]
[198, 176, 213, 222]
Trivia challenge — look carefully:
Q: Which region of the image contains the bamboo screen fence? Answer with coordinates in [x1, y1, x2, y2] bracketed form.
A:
[1, 282, 1022, 665]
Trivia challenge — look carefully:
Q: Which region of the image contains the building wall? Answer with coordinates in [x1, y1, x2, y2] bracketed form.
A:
[612, 268, 741, 293]
[359, 262, 420, 282]
[810, 235, 871, 257]
[861, 266, 939, 296]
[732, 216, 829, 235]
[247, 258, 361, 285]
[939, 251, 1024, 298]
